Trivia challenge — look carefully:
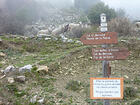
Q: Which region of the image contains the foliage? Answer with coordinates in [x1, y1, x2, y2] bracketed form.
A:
[66, 80, 82, 91]
[68, 27, 87, 38]
[131, 100, 140, 105]
[88, 2, 116, 24]
[133, 77, 140, 85]
[124, 87, 136, 100]
[108, 17, 134, 36]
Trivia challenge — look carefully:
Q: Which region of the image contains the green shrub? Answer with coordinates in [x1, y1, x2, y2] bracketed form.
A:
[108, 17, 134, 36]
[6, 84, 18, 93]
[15, 90, 27, 97]
[66, 80, 82, 92]
[133, 77, 140, 85]
[131, 100, 140, 105]
[124, 87, 136, 100]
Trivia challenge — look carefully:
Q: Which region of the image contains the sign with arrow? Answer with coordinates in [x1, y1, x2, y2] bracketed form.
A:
[92, 48, 130, 60]
[80, 32, 118, 45]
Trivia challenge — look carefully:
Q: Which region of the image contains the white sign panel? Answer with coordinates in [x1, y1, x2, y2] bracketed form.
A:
[90, 78, 123, 99]
[101, 23, 107, 27]
[100, 27, 108, 32]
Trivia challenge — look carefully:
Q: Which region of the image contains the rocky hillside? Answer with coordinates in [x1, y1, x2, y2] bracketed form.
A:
[0, 35, 140, 105]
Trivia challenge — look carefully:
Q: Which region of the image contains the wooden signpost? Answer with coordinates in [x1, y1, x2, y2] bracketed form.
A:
[80, 13, 130, 105]
[80, 32, 118, 45]
[92, 48, 130, 61]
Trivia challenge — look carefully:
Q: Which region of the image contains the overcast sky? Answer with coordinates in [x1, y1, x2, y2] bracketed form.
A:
[101, 0, 140, 20]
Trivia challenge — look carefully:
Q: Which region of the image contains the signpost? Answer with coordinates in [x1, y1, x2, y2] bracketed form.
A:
[90, 78, 124, 99]
[100, 13, 110, 105]
[80, 13, 130, 105]
[80, 32, 118, 45]
[92, 48, 130, 61]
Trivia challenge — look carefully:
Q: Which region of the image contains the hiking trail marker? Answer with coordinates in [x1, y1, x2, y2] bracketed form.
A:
[80, 32, 118, 45]
[80, 13, 130, 105]
[92, 48, 130, 61]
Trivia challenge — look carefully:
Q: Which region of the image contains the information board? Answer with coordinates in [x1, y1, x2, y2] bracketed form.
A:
[90, 78, 123, 99]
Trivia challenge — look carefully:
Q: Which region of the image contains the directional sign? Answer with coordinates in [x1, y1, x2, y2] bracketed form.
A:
[100, 27, 108, 32]
[92, 48, 130, 60]
[90, 78, 124, 99]
[101, 23, 107, 27]
[80, 32, 118, 45]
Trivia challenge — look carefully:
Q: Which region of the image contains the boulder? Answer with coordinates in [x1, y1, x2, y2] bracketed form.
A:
[37, 98, 44, 104]
[7, 77, 15, 83]
[3, 65, 15, 74]
[37, 66, 49, 73]
[0, 38, 2, 42]
[38, 29, 49, 35]
[0, 52, 6, 57]
[0, 75, 6, 79]
[67, 39, 73, 43]
[30, 95, 37, 103]
[37, 34, 48, 38]
[45, 37, 51, 41]
[15, 76, 26, 83]
[19, 65, 32, 72]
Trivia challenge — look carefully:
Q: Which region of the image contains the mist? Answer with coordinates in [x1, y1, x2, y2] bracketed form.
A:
[101, 0, 140, 20]
[35, 0, 74, 9]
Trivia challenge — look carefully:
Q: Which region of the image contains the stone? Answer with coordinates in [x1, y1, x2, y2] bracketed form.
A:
[37, 34, 48, 38]
[0, 101, 4, 105]
[15, 76, 26, 83]
[124, 75, 129, 79]
[0, 75, 6, 79]
[0, 38, 2, 42]
[37, 66, 48, 73]
[45, 37, 51, 40]
[37, 98, 44, 104]
[30, 95, 37, 103]
[67, 39, 73, 43]
[75, 40, 82, 44]
[19, 65, 32, 72]
[7, 77, 15, 83]
[0, 52, 6, 57]
[3, 65, 15, 74]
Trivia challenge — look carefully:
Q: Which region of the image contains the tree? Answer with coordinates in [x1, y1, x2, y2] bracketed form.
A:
[87, 2, 116, 24]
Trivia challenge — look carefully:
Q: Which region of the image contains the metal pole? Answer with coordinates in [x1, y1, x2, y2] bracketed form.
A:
[100, 13, 110, 105]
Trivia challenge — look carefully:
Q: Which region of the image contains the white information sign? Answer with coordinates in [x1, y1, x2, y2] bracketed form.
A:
[100, 27, 108, 32]
[90, 78, 123, 99]
[101, 23, 107, 27]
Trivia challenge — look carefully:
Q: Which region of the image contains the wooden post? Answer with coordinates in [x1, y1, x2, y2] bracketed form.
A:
[100, 13, 110, 105]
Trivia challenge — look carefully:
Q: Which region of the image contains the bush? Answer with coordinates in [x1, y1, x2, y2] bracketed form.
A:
[66, 80, 82, 91]
[108, 17, 134, 36]
[88, 2, 116, 24]
[131, 100, 140, 105]
[68, 27, 86, 38]
[124, 87, 136, 100]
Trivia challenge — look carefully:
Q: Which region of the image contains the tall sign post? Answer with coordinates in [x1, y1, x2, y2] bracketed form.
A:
[80, 13, 130, 105]
[100, 13, 110, 105]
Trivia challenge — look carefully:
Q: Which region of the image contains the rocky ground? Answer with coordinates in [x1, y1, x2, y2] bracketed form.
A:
[0, 36, 140, 105]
